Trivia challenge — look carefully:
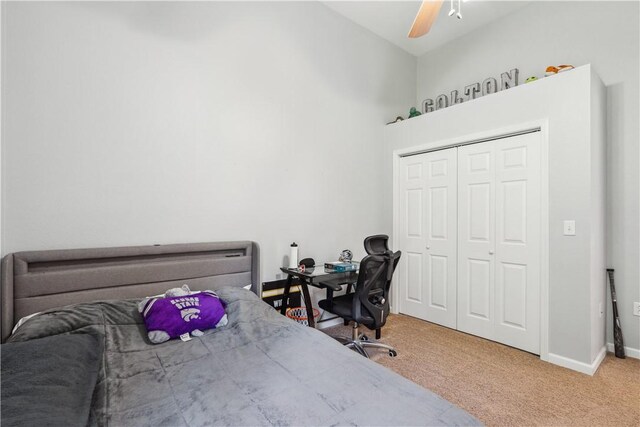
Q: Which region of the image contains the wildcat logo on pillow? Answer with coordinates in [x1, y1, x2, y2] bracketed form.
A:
[180, 308, 200, 322]
[170, 297, 201, 322]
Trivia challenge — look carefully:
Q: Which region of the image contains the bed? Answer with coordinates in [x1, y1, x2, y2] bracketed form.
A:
[0, 241, 481, 426]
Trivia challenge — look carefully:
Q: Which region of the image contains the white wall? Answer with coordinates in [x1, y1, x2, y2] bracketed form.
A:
[415, 1, 639, 354]
[1, 1, 416, 291]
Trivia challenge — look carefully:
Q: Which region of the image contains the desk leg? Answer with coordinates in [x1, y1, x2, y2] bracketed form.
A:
[301, 283, 315, 328]
[280, 274, 293, 316]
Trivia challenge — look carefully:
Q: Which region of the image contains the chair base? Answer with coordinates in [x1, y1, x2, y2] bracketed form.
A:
[333, 323, 397, 358]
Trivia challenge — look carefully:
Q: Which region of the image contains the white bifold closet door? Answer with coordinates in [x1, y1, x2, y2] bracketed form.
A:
[457, 132, 541, 354]
[398, 148, 458, 329]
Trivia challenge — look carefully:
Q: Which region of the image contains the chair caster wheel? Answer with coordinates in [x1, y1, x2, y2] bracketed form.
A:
[388, 350, 397, 357]
[359, 334, 369, 341]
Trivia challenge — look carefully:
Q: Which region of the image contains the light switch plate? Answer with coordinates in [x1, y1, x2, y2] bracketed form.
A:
[563, 220, 576, 236]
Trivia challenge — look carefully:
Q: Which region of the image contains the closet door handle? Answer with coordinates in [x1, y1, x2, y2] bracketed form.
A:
[426, 245, 431, 250]
[489, 250, 494, 255]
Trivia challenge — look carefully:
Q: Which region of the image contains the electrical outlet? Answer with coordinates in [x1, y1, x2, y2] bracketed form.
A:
[633, 302, 640, 317]
[563, 220, 576, 236]
[599, 302, 604, 318]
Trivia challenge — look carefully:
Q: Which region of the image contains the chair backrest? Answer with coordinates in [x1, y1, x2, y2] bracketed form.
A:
[352, 250, 401, 329]
[363, 235, 389, 255]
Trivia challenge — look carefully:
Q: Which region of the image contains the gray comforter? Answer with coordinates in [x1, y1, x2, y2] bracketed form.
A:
[2, 334, 103, 427]
[8, 287, 481, 426]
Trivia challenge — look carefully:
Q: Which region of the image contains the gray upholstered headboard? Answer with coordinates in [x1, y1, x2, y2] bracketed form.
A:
[0, 241, 260, 342]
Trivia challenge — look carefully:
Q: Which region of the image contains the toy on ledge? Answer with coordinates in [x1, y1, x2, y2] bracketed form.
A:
[545, 64, 574, 76]
[386, 116, 404, 125]
[526, 64, 575, 84]
[408, 107, 422, 118]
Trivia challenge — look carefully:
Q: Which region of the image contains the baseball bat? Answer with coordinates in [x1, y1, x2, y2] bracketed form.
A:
[607, 268, 625, 359]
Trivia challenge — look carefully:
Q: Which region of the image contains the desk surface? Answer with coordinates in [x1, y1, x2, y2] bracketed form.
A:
[280, 262, 358, 278]
[280, 261, 360, 278]
[280, 264, 358, 291]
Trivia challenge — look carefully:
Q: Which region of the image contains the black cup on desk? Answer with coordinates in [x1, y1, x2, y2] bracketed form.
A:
[299, 258, 315, 268]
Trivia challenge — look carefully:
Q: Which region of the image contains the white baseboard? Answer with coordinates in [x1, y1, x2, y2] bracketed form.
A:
[547, 346, 606, 376]
[606, 342, 640, 359]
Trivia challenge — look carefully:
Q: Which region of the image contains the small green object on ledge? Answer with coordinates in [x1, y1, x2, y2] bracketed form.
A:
[408, 107, 421, 118]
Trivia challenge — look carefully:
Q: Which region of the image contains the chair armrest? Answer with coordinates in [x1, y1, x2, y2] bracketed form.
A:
[318, 278, 350, 291]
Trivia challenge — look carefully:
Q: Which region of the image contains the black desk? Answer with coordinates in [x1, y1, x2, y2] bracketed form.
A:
[279, 265, 358, 328]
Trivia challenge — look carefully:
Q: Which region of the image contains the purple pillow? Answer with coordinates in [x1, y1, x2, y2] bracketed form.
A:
[140, 290, 227, 344]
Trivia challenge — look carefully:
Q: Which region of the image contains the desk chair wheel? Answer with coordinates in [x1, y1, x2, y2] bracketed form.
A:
[388, 349, 397, 357]
[359, 333, 369, 341]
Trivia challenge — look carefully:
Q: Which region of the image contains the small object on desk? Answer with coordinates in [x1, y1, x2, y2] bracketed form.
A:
[324, 262, 358, 272]
[299, 258, 315, 268]
[339, 249, 353, 263]
[289, 242, 298, 269]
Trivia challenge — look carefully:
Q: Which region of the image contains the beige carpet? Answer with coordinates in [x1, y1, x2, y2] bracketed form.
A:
[323, 314, 640, 427]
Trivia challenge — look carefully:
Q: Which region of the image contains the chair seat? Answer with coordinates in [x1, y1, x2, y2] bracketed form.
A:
[318, 294, 374, 325]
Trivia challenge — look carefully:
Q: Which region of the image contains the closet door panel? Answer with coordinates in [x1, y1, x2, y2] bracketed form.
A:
[494, 133, 541, 354]
[457, 143, 495, 340]
[398, 156, 428, 319]
[424, 149, 457, 328]
[398, 149, 457, 328]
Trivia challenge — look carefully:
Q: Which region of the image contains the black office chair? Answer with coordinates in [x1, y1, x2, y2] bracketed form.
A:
[320, 234, 394, 335]
[363, 234, 390, 256]
[342, 234, 391, 295]
[328, 234, 391, 296]
[318, 250, 401, 358]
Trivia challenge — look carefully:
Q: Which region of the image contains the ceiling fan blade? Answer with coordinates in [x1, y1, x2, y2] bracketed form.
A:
[408, 0, 444, 38]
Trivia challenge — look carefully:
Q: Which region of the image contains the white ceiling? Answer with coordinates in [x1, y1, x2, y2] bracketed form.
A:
[322, 1, 532, 57]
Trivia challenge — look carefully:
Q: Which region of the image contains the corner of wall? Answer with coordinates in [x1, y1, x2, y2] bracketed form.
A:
[548, 345, 607, 376]
[606, 343, 640, 360]
[0, 1, 5, 257]
[589, 67, 608, 362]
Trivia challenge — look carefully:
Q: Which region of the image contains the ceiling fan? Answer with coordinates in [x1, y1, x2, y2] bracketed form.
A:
[408, 0, 463, 38]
